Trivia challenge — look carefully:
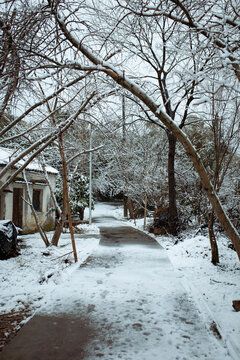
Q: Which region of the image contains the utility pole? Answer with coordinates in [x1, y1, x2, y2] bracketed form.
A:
[122, 93, 126, 140]
[89, 124, 92, 225]
[122, 93, 128, 217]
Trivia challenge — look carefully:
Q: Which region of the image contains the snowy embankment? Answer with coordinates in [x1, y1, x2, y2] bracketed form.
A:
[125, 213, 240, 360]
[0, 224, 100, 316]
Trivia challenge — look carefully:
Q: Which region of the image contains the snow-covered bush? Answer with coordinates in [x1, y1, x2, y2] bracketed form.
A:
[55, 173, 94, 220]
[70, 173, 94, 220]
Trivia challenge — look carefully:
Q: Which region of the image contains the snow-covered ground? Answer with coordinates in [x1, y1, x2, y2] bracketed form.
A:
[0, 203, 120, 320]
[127, 214, 240, 360]
[0, 224, 100, 316]
[0, 202, 240, 359]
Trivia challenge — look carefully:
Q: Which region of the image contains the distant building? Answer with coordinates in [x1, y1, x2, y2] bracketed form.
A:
[0, 147, 58, 234]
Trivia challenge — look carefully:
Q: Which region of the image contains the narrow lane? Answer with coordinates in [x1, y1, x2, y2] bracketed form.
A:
[0, 211, 232, 360]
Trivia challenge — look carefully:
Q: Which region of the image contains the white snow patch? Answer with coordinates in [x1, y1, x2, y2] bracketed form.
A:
[0, 228, 100, 315]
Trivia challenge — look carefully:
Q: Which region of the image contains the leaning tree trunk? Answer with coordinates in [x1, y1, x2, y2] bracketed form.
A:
[51, 183, 67, 246]
[167, 131, 179, 235]
[208, 208, 219, 265]
[57, 132, 77, 262]
[52, 11, 240, 261]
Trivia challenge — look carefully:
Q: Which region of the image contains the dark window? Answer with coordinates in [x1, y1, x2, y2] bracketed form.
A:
[33, 189, 41, 211]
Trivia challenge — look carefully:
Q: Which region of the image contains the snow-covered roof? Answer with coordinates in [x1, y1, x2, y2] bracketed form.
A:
[0, 147, 58, 175]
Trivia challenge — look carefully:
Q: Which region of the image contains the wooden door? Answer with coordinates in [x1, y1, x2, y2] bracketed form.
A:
[12, 188, 23, 228]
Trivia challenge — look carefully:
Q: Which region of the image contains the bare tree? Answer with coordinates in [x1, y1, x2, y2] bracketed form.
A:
[1, 0, 240, 260]
[116, 0, 240, 82]
[118, 16, 200, 234]
[44, 0, 240, 259]
[206, 79, 240, 263]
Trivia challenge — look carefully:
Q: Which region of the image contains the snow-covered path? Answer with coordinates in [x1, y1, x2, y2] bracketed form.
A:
[0, 206, 233, 359]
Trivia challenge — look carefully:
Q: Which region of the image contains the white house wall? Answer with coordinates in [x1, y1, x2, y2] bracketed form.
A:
[23, 171, 57, 233]
[0, 168, 57, 234]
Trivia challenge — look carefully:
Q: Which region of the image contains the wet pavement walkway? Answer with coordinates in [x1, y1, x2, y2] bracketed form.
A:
[0, 215, 232, 360]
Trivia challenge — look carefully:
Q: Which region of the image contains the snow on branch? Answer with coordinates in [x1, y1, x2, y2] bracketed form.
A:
[0, 74, 89, 138]
[66, 145, 104, 164]
[0, 93, 96, 194]
[50, 4, 240, 257]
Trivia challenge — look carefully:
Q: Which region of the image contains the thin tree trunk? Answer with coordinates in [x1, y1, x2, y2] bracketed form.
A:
[127, 197, 136, 225]
[144, 194, 148, 230]
[127, 197, 135, 219]
[122, 94, 128, 219]
[144, 171, 149, 230]
[51, 220, 63, 246]
[51, 188, 67, 246]
[208, 208, 219, 265]
[167, 131, 178, 235]
[80, 208, 84, 221]
[58, 132, 78, 262]
[123, 196, 128, 217]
